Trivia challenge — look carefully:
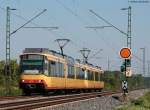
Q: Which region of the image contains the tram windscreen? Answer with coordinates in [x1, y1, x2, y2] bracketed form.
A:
[20, 54, 44, 74]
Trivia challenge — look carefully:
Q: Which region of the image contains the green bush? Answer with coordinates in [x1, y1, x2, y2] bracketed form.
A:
[0, 87, 22, 96]
[102, 71, 145, 91]
[0, 60, 21, 96]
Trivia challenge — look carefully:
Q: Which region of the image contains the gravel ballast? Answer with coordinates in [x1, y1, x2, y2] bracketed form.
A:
[33, 89, 148, 110]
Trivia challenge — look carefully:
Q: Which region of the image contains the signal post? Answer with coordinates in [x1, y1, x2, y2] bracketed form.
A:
[120, 47, 131, 100]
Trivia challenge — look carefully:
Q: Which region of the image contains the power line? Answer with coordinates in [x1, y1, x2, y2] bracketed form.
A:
[55, 0, 90, 26]
[89, 10, 128, 36]
[23, 27, 58, 29]
[85, 25, 121, 57]
[10, 9, 47, 36]
[4, 6, 47, 95]
[86, 26, 112, 29]
[0, 7, 61, 38]
[93, 29, 119, 55]
[121, 6, 132, 49]
[132, 54, 142, 62]
[89, 49, 103, 59]
[0, 6, 92, 61]
[87, 11, 126, 57]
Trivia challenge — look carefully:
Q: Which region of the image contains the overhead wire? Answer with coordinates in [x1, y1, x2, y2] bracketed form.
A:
[89, 49, 103, 59]
[89, 10, 128, 36]
[55, 0, 124, 65]
[55, 0, 94, 48]
[55, 0, 90, 26]
[55, 0, 119, 61]
[10, 9, 47, 36]
[88, 10, 125, 56]
[41, 8, 83, 51]
[89, 9, 144, 64]
[0, 6, 62, 39]
[94, 29, 119, 54]
[88, 21, 142, 72]
[0, 5, 83, 59]
[54, 0, 102, 53]
[1, 1, 142, 67]
[53, 1, 146, 71]
[54, 0, 97, 55]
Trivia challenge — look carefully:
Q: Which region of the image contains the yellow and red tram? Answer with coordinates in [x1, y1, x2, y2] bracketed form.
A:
[19, 48, 104, 95]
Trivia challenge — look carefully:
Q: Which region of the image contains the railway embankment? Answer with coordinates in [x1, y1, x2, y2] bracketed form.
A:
[116, 89, 150, 110]
[34, 89, 148, 110]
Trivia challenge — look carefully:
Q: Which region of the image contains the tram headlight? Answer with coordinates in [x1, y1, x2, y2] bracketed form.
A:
[38, 80, 43, 83]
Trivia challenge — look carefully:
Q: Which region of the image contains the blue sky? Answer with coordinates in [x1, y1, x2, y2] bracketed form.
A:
[0, 0, 150, 74]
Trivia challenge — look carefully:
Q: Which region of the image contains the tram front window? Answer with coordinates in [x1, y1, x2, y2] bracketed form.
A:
[20, 54, 44, 74]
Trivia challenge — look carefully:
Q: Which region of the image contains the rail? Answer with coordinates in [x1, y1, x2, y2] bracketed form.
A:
[0, 91, 119, 110]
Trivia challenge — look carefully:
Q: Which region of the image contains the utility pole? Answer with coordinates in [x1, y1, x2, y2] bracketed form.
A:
[121, 6, 132, 49]
[89, 9, 131, 48]
[5, 7, 47, 95]
[5, 6, 16, 95]
[6, 6, 11, 77]
[5, 6, 11, 95]
[108, 57, 110, 71]
[90, 8, 132, 72]
[6, 7, 16, 76]
[140, 47, 146, 77]
[128, 6, 132, 49]
[121, 6, 132, 77]
[148, 60, 150, 77]
[90, 8, 132, 99]
[121, 7, 132, 98]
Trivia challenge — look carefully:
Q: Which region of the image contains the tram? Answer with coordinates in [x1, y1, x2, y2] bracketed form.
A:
[19, 48, 104, 95]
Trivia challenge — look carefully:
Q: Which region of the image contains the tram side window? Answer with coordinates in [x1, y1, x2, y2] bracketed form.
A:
[95, 72, 99, 81]
[91, 71, 94, 81]
[76, 67, 79, 79]
[67, 64, 74, 78]
[76, 68, 84, 79]
[59, 63, 64, 77]
[49, 61, 56, 77]
[55, 62, 59, 77]
[49, 61, 64, 77]
[44, 61, 48, 76]
[87, 70, 91, 80]
[98, 72, 101, 81]
[55, 62, 63, 77]
[87, 70, 94, 81]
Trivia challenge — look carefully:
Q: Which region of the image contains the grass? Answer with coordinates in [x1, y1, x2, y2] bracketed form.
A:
[116, 91, 150, 110]
[0, 86, 22, 96]
[117, 106, 149, 110]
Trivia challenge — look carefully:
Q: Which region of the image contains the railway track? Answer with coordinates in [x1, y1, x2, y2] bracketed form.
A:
[0, 91, 119, 110]
[0, 96, 40, 101]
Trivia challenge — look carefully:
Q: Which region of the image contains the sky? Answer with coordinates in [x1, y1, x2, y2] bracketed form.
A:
[0, 0, 150, 75]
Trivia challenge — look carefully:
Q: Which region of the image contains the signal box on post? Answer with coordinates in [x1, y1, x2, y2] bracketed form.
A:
[120, 47, 132, 77]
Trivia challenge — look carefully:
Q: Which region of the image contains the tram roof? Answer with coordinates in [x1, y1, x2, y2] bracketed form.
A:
[23, 48, 102, 70]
